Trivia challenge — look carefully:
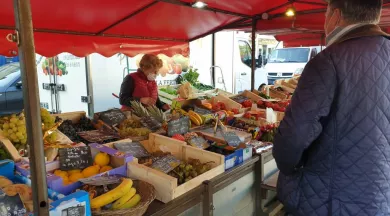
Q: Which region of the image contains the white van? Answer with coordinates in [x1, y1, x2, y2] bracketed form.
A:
[265, 46, 322, 85]
[192, 31, 267, 94]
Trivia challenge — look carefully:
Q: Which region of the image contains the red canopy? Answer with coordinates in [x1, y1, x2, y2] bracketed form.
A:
[0, 0, 389, 57]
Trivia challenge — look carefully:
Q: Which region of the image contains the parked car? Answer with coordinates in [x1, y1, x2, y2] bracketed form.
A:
[0, 63, 23, 115]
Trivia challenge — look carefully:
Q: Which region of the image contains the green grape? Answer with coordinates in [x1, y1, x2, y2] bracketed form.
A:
[17, 127, 26, 134]
[3, 123, 9, 130]
[16, 119, 25, 126]
[9, 117, 17, 123]
[2, 131, 8, 137]
[10, 114, 16, 118]
[21, 139, 27, 145]
[8, 129, 13, 134]
[14, 139, 20, 143]
[10, 134, 17, 141]
[12, 127, 17, 132]
[9, 123, 15, 129]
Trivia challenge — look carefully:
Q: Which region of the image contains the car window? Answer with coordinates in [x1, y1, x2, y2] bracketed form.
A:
[0, 63, 21, 86]
[269, 48, 310, 63]
[238, 40, 252, 64]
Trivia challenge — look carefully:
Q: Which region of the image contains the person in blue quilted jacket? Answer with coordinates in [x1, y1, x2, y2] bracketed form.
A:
[273, 0, 390, 215]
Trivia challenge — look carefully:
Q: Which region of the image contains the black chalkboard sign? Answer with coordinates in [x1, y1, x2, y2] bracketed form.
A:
[222, 131, 242, 147]
[0, 191, 26, 216]
[194, 106, 212, 115]
[140, 116, 162, 131]
[114, 142, 151, 158]
[230, 95, 249, 104]
[62, 205, 86, 216]
[167, 116, 190, 137]
[59, 147, 93, 170]
[99, 109, 127, 126]
[151, 155, 181, 173]
[188, 136, 209, 149]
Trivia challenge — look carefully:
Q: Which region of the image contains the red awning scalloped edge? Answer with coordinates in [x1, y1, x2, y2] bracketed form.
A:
[0, 30, 189, 58]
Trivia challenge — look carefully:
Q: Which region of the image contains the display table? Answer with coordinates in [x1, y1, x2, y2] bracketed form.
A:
[145, 156, 260, 216]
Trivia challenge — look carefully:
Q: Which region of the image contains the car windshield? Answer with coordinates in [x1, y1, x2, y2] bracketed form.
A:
[269, 48, 310, 63]
[0, 63, 20, 85]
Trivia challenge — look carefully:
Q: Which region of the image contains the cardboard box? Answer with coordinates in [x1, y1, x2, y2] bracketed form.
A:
[49, 191, 91, 216]
[45, 144, 132, 195]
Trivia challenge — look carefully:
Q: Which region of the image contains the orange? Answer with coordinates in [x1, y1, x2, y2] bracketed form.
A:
[69, 172, 84, 182]
[99, 166, 113, 173]
[82, 166, 99, 178]
[94, 152, 110, 167]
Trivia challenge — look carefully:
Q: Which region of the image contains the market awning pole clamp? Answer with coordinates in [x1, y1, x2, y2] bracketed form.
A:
[6, 30, 20, 45]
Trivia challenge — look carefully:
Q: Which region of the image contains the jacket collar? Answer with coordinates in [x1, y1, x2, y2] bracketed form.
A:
[328, 24, 390, 47]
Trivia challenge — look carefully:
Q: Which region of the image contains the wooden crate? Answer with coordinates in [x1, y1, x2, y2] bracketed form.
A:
[204, 88, 234, 97]
[207, 94, 242, 110]
[52, 111, 86, 124]
[127, 133, 225, 203]
[230, 90, 263, 103]
[0, 134, 21, 162]
[191, 126, 252, 144]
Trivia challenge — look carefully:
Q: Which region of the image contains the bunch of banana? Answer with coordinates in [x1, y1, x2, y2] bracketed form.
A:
[188, 111, 203, 126]
[90, 178, 142, 210]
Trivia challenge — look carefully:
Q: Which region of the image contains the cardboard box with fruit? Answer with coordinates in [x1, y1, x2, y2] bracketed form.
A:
[45, 144, 132, 195]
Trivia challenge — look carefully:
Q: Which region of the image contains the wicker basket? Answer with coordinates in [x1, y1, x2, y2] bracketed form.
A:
[92, 180, 156, 216]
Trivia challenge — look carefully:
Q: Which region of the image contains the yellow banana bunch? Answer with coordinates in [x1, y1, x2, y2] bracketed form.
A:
[188, 110, 203, 126]
[117, 194, 141, 210]
[90, 178, 133, 209]
[112, 187, 137, 210]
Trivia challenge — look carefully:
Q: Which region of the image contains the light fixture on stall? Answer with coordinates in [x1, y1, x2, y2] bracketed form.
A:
[285, 6, 296, 17]
[192, 1, 208, 8]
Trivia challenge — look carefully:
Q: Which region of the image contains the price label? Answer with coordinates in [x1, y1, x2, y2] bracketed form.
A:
[222, 131, 242, 147]
[167, 116, 190, 137]
[59, 147, 93, 170]
[0, 190, 26, 216]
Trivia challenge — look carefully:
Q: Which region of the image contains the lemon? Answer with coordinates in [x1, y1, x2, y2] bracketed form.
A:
[69, 172, 84, 182]
[94, 152, 110, 167]
[82, 166, 99, 178]
[99, 165, 113, 173]
[67, 169, 81, 175]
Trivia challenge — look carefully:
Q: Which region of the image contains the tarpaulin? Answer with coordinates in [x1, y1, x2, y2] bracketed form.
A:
[0, 0, 389, 57]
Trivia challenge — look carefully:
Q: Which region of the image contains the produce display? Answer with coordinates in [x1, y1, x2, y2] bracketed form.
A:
[118, 118, 151, 138]
[192, 83, 214, 91]
[88, 178, 141, 210]
[168, 158, 213, 185]
[0, 108, 59, 153]
[56, 116, 95, 143]
[0, 176, 34, 212]
[257, 100, 290, 112]
[53, 152, 113, 185]
[255, 124, 278, 143]
[159, 86, 177, 96]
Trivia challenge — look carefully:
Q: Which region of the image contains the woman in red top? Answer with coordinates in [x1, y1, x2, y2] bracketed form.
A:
[119, 54, 170, 111]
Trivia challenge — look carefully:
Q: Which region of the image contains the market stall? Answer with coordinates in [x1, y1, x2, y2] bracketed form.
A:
[2, 0, 390, 216]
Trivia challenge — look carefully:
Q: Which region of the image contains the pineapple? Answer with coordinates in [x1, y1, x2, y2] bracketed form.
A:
[130, 101, 150, 118]
[147, 105, 166, 123]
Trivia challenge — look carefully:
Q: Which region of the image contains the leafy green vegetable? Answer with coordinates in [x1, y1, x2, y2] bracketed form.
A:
[183, 68, 199, 85]
[192, 83, 214, 91]
[160, 87, 177, 95]
[258, 93, 271, 99]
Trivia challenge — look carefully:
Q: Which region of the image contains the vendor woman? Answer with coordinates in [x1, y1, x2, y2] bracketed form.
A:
[119, 54, 170, 111]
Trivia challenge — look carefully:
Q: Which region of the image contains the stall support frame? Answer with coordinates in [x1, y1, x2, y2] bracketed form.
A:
[12, 0, 49, 215]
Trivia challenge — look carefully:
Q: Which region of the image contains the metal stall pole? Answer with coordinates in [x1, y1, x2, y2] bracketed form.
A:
[251, 19, 257, 90]
[211, 33, 216, 87]
[12, 0, 49, 215]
